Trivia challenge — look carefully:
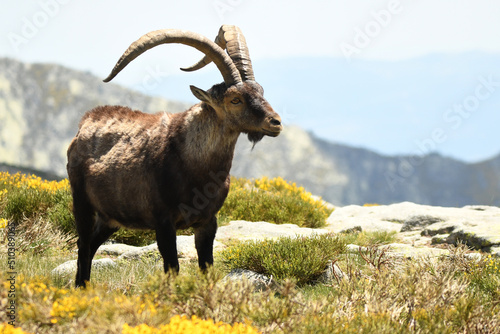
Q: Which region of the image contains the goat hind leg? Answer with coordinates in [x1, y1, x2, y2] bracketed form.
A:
[156, 219, 179, 273]
[73, 194, 95, 288]
[89, 215, 119, 260]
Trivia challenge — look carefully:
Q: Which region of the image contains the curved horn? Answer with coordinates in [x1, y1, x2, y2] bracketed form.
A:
[103, 29, 242, 85]
[181, 25, 255, 81]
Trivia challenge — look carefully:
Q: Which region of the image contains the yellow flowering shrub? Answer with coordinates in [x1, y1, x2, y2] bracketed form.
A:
[0, 324, 31, 334]
[50, 295, 100, 323]
[0, 172, 69, 194]
[122, 315, 260, 334]
[219, 177, 333, 228]
[0, 172, 73, 228]
[254, 176, 319, 206]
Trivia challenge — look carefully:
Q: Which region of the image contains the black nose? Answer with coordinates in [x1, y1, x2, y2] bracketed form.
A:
[270, 118, 281, 126]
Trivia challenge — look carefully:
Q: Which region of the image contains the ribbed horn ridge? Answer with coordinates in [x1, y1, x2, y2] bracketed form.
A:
[181, 25, 255, 81]
[103, 29, 242, 85]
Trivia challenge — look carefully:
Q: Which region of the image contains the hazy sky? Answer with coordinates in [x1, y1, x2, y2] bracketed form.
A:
[3, 1, 500, 73]
[2, 0, 500, 161]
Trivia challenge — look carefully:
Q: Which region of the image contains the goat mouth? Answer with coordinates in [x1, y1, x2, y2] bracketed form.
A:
[261, 128, 281, 137]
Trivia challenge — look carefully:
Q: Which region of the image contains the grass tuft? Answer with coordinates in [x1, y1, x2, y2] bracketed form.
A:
[219, 233, 345, 285]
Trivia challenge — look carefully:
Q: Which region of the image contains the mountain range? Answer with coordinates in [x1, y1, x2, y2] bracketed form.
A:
[0, 57, 499, 207]
[144, 52, 500, 163]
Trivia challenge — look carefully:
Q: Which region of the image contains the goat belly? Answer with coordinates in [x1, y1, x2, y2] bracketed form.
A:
[172, 178, 230, 229]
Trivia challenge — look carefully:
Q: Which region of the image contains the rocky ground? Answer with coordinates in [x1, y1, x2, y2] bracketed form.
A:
[52, 202, 500, 282]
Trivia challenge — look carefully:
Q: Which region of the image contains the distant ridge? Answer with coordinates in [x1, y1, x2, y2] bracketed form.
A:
[1, 57, 499, 207]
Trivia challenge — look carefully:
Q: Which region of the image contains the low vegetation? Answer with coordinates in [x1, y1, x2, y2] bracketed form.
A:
[0, 172, 332, 247]
[1, 172, 499, 333]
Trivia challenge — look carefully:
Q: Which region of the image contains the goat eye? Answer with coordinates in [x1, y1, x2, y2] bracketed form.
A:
[231, 98, 241, 105]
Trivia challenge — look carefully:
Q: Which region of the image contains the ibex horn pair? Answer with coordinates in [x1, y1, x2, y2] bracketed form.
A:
[103, 25, 254, 85]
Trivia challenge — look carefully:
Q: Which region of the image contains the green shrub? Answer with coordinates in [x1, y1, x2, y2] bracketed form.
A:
[45, 190, 75, 235]
[340, 230, 399, 246]
[111, 229, 157, 247]
[219, 233, 346, 285]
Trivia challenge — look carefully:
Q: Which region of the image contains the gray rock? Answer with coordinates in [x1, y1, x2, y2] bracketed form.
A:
[446, 230, 498, 250]
[118, 243, 160, 260]
[52, 258, 116, 277]
[464, 253, 482, 261]
[176, 236, 198, 259]
[339, 226, 362, 234]
[317, 260, 345, 283]
[346, 244, 367, 253]
[430, 234, 450, 245]
[113, 237, 225, 262]
[384, 243, 449, 259]
[490, 247, 500, 258]
[400, 215, 444, 232]
[97, 243, 139, 256]
[223, 269, 278, 291]
[176, 235, 225, 259]
[421, 223, 458, 237]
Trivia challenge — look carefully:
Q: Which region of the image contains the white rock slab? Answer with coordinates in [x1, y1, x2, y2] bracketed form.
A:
[215, 220, 329, 242]
[96, 244, 140, 256]
[326, 202, 500, 250]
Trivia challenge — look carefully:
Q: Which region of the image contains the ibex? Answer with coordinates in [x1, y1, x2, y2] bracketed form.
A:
[66, 25, 282, 287]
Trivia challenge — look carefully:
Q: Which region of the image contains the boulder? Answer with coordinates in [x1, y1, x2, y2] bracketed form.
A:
[317, 260, 345, 283]
[114, 236, 226, 262]
[222, 269, 278, 291]
[118, 243, 160, 260]
[97, 243, 139, 256]
[490, 247, 500, 258]
[52, 258, 116, 277]
[176, 235, 225, 259]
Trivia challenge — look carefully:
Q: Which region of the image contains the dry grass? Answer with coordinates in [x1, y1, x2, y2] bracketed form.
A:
[1, 237, 499, 333]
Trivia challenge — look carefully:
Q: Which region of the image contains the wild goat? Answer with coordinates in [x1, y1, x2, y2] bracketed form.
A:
[67, 25, 282, 287]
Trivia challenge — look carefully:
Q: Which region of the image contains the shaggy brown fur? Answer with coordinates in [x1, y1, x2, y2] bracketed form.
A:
[67, 81, 281, 287]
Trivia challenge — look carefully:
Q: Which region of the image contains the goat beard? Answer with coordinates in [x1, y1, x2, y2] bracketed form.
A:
[247, 132, 264, 149]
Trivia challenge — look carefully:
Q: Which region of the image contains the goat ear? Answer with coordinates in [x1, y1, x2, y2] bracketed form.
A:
[190, 85, 211, 103]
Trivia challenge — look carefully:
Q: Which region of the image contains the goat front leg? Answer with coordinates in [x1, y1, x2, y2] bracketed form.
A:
[194, 216, 217, 271]
[156, 219, 180, 273]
